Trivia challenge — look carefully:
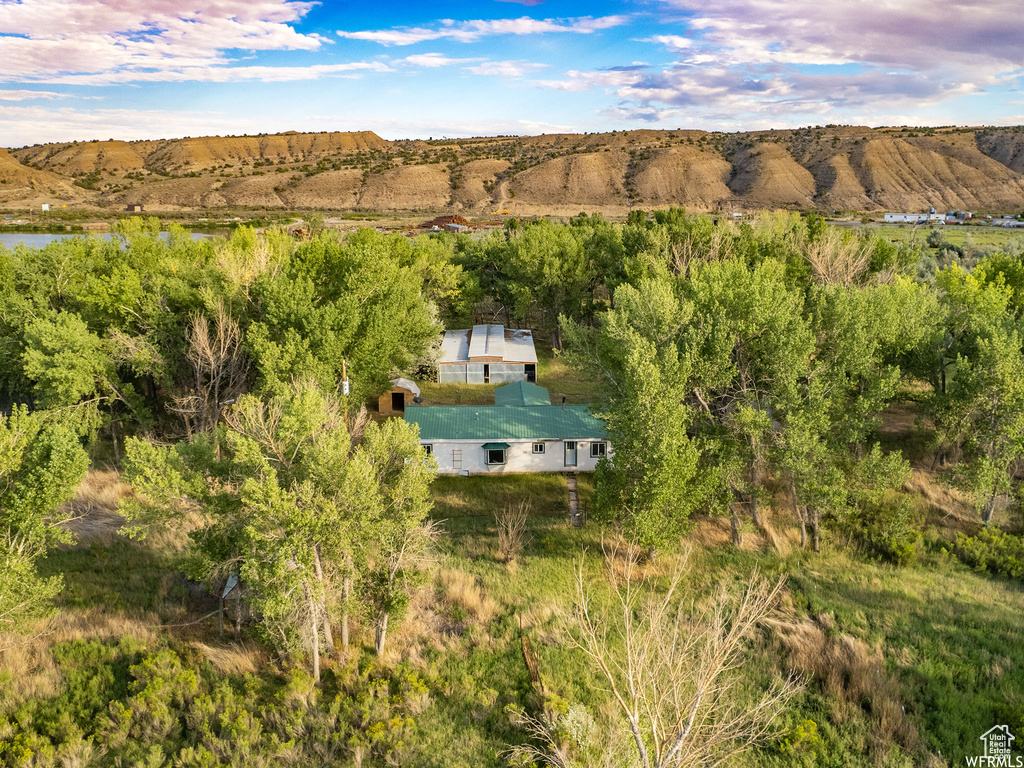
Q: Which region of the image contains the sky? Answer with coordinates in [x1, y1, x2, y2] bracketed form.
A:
[1, 0, 1022, 147]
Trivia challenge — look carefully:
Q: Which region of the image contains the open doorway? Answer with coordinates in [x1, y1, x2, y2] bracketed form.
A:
[525, 364, 536, 383]
[391, 392, 405, 412]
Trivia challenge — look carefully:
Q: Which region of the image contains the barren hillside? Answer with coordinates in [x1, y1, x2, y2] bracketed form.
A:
[5, 126, 1024, 214]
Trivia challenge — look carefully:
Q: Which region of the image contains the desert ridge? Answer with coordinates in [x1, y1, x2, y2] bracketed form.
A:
[5, 125, 1024, 214]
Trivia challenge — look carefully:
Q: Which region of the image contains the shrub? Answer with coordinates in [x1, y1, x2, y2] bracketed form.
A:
[495, 500, 530, 564]
[949, 528, 1024, 579]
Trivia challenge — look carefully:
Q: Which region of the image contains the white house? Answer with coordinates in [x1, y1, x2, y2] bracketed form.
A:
[404, 383, 608, 475]
[437, 324, 537, 384]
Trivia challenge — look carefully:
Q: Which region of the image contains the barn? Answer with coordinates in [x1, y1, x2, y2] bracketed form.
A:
[437, 325, 537, 384]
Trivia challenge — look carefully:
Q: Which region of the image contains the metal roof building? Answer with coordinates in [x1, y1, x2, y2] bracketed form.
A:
[438, 325, 537, 384]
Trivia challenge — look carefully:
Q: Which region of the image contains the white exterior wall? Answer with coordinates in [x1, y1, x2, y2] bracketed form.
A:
[424, 438, 611, 475]
[437, 362, 526, 384]
[884, 213, 944, 223]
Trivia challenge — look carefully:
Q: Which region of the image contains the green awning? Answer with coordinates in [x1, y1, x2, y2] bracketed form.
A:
[482, 442, 510, 450]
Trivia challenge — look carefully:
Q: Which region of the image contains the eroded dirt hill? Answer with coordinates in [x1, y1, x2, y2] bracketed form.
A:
[6, 126, 1024, 214]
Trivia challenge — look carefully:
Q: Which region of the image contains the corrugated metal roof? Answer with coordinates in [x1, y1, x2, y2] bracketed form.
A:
[468, 324, 505, 359]
[494, 381, 551, 406]
[504, 328, 537, 364]
[439, 329, 470, 364]
[405, 404, 605, 441]
[437, 325, 536, 365]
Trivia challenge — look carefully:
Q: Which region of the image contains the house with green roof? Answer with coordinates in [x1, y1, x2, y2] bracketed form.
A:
[403, 383, 609, 475]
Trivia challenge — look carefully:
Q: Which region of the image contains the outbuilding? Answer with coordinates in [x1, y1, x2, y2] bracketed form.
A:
[378, 378, 422, 415]
[438, 324, 538, 384]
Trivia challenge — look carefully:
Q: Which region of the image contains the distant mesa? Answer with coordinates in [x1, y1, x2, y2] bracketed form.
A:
[4, 126, 1024, 214]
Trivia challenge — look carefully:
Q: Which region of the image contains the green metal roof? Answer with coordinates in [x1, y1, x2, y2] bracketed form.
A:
[494, 381, 551, 407]
[405, 404, 605, 441]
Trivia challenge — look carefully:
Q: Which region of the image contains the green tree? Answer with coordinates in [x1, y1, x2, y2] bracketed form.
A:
[122, 383, 435, 677]
[564, 278, 714, 556]
[0, 407, 89, 630]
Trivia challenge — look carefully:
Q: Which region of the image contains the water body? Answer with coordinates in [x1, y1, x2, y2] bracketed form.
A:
[0, 231, 223, 248]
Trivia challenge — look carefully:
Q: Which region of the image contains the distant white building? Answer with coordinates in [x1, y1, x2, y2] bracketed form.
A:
[884, 212, 944, 223]
[438, 325, 537, 384]
[993, 218, 1024, 228]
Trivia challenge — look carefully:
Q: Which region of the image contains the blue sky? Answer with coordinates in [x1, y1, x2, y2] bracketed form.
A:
[1, 0, 1022, 147]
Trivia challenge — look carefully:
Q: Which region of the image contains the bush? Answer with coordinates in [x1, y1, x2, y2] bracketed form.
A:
[949, 527, 1024, 579]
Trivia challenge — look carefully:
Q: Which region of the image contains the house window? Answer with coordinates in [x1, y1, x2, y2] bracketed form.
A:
[483, 442, 510, 465]
[423, 444, 433, 455]
[532, 443, 545, 454]
[590, 442, 607, 458]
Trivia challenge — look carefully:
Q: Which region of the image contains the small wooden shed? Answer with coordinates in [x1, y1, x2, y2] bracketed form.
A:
[378, 378, 421, 415]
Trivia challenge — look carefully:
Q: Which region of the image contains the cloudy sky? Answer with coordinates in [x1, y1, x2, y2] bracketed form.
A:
[1, 0, 1022, 147]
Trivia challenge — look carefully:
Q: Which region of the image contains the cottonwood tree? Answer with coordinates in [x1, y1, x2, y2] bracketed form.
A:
[921, 262, 1024, 522]
[122, 383, 436, 678]
[564, 278, 714, 559]
[0, 407, 89, 630]
[509, 544, 798, 768]
[247, 230, 448, 402]
[940, 327, 1024, 523]
[360, 418, 438, 656]
[683, 258, 814, 535]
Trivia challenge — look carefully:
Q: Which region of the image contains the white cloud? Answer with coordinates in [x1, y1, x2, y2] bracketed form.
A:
[535, 0, 1024, 127]
[0, 0, 362, 84]
[402, 53, 480, 68]
[337, 15, 629, 46]
[0, 88, 64, 101]
[663, 0, 1024, 71]
[466, 60, 548, 77]
[643, 35, 692, 52]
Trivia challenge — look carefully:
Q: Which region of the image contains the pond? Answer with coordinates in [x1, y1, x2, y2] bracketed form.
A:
[0, 231, 224, 248]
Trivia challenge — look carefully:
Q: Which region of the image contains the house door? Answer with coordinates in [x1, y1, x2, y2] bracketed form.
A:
[483, 364, 490, 383]
[525, 364, 536, 383]
[391, 392, 405, 412]
[564, 441, 577, 467]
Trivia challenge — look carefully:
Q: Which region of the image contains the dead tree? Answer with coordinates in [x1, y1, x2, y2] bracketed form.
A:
[524, 543, 799, 768]
[172, 304, 249, 435]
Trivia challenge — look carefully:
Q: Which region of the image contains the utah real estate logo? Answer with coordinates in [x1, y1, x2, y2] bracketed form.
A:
[967, 725, 1022, 766]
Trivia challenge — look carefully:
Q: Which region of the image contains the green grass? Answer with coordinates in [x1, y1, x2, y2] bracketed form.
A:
[11, 473, 1024, 767]
[787, 550, 1024, 762]
[860, 223, 1024, 250]
[535, 343, 599, 403]
[427, 476, 1024, 766]
[40, 542, 182, 616]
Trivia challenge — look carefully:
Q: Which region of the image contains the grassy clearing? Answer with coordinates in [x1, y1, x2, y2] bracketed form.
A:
[859, 223, 1024, 250]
